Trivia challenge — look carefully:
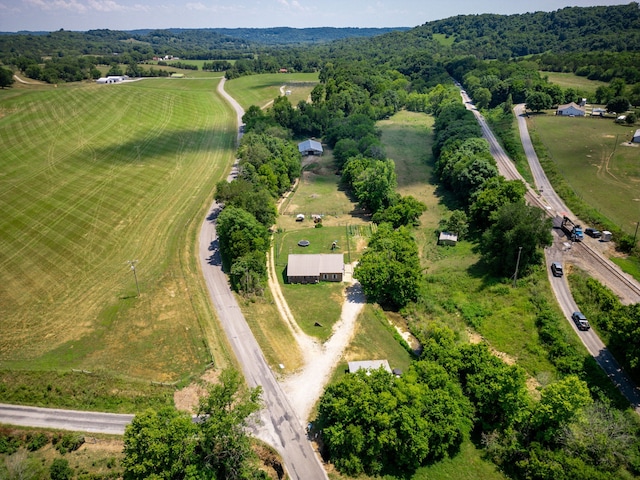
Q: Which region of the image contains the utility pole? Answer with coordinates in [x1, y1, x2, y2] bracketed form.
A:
[634, 221, 639, 246]
[512, 246, 523, 288]
[127, 260, 140, 297]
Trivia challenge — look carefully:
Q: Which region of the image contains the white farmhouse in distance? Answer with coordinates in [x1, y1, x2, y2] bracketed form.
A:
[556, 102, 585, 116]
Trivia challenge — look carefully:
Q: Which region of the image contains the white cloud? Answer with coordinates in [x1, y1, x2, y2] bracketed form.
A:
[23, 0, 88, 13]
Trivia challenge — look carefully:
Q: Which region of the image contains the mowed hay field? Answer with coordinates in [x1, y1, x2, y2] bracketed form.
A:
[224, 72, 319, 110]
[528, 113, 640, 235]
[0, 78, 236, 383]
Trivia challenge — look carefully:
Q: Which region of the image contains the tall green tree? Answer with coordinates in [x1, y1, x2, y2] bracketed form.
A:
[317, 366, 471, 477]
[606, 96, 630, 114]
[0, 66, 14, 88]
[355, 223, 422, 309]
[481, 202, 553, 277]
[122, 407, 199, 480]
[216, 206, 269, 272]
[122, 369, 263, 480]
[371, 195, 427, 228]
[352, 158, 398, 213]
[525, 91, 553, 112]
[197, 369, 263, 480]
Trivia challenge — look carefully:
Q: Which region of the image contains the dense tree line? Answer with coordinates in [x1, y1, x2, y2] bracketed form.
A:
[214, 132, 300, 294]
[429, 87, 552, 276]
[318, 321, 640, 478]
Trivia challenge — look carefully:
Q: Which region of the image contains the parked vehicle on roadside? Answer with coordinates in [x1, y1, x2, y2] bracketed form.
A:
[585, 227, 602, 238]
[551, 262, 563, 277]
[572, 311, 591, 331]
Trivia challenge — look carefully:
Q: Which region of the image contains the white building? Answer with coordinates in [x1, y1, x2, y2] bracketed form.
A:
[556, 102, 586, 116]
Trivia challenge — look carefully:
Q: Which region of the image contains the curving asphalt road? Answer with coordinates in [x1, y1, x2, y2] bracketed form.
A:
[460, 88, 640, 412]
[198, 78, 328, 479]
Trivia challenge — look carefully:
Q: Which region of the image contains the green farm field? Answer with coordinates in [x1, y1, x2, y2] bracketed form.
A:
[224, 72, 319, 110]
[0, 78, 236, 388]
[542, 71, 608, 95]
[528, 113, 640, 235]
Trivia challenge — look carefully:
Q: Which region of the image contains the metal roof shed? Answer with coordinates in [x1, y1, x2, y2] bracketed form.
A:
[287, 254, 344, 283]
[298, 139, 323, 156]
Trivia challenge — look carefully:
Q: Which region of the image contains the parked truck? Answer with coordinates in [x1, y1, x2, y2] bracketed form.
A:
[561, 216, 584, 242]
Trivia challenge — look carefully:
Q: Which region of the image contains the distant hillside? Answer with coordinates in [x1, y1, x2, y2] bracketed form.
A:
[205, 27, 411, 45]
[414, 2, 640, 58]
[0, 26, 410, 63]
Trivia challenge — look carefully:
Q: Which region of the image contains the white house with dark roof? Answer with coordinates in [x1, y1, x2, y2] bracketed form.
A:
[556, 102, 585, 116]
[633, 129, 640, 143]
[298, 139, 323, 156]
[287, 254, 343, 283]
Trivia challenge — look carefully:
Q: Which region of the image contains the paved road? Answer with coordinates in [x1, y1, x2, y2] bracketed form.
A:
[0, 403, 133, 435]
[461, 89, 640, 411]
[199, 78, 328, 479]
[511, 102, 640, 411]
[458, 86, 640, 411]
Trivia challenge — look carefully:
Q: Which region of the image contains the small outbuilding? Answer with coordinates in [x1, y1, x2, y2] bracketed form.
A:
[348, 360, 392, 375]
[633, 129, 640, 143]
[287, 254, 344, 284]
[438, 231, 458, 246]
[96, 75, 126, 84]
[298, 139, 323, 156]
[556, 102, 586, 116]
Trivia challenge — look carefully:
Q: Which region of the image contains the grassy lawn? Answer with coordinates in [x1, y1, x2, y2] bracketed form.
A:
[0, 77, 236, 408]
[224, 72, 319, 110]
[528, 113, 640, 236]
[541, 71, 609, 95]
[237, 289, 304, 374]
[378, 111, 560, 381]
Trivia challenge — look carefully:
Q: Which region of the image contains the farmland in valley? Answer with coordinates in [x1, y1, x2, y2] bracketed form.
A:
[0, 78, 236, 391]
[528, 113, 640, 235]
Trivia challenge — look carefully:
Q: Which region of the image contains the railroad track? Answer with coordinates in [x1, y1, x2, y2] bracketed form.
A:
[575, 241, 640, 300]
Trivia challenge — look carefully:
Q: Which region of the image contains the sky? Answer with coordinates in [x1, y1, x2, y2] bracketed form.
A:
[0, 0, 634, 32]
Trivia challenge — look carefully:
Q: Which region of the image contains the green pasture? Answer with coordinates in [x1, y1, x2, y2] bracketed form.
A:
[0, 77, 236, 393]
[280, 151, 370, 225]
[224, 72, 319, 110]
[528, 113, 640, 235]
[378, 110, 562, 381]
[541, 71, 608, 95]
[432, 33, 456, 47]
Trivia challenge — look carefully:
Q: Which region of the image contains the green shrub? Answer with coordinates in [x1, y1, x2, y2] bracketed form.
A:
[50, 458, 73, 480]
[0, 428, 21, 455]
[26, 432, 48, 451]
[54, 433, 85, 454]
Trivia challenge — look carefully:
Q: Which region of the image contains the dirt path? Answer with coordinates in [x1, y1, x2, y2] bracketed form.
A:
[268, 249, 365, 420]
[268, 181, 366, 421]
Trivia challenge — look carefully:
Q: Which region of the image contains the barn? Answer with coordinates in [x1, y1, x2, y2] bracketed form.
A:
[298, 139, 323, 156]
[287, 254, 343, 284]
[556, 102, 585, 116]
